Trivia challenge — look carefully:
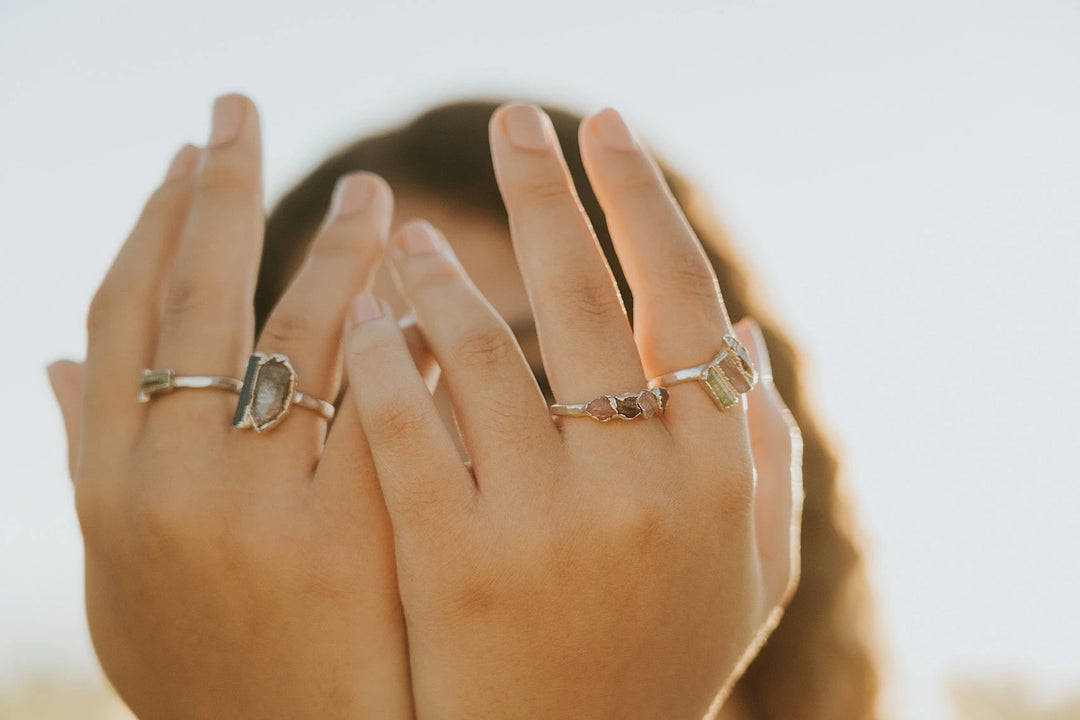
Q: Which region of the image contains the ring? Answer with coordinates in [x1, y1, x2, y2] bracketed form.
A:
[550, 386, 669, 422]
[648, 334, 757, 410]
[138, 352, 335, 432]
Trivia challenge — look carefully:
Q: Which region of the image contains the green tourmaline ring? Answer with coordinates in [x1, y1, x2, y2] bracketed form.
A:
[648, 334, 758, 410]
[137, 352, 335, 433]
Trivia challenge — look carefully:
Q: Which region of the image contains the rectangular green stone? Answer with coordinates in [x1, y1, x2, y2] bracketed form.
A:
[703, 366, 738, 408]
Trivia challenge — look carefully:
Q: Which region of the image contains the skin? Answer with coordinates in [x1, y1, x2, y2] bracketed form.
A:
[48, 95, 802, 719]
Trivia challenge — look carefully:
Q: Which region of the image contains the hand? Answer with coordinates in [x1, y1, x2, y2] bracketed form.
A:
[340, 105, 803, 719]
[57, 94, 418, 719]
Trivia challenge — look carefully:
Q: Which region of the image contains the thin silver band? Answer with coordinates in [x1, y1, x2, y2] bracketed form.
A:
[649, 364, 710, 388]
[138, 370, 335, 422]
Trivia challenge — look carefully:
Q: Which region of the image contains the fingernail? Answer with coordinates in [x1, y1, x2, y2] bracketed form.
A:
[330, 173, 377, 218]
[591, 108, 638, 152]
[349, 292, 383, 326]
[396, 219, 443, 256]
[500, 104, 553, 151]
[164, 144, 200, 181]
[208, 94, 245, 147]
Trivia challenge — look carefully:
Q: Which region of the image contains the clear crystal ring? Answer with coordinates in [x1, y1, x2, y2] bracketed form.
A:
[138, 352, 335, 433]
[648, 334, 758, 410]
[550, 386, 670, 422]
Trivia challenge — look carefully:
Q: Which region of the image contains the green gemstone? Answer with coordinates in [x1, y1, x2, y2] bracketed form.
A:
[703, 365, 738, 409]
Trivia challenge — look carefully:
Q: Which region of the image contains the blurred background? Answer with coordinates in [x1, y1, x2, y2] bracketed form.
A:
[2, 0, 1078, 718]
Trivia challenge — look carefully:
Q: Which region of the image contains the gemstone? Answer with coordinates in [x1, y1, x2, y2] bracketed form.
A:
[652, 386, 670, 414]
[637, 389, 659, 418]
[703, 365, 738, 409]
[250, 359, 294, 431]
[138, 369, 173, 401]
[584, 396, 617, 421]
[716, 352, 753, 394]
[723, 335, 757, 389]
[614, 395, 641, 419]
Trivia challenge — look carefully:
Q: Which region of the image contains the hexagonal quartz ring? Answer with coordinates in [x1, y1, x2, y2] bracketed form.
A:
[137, 353, 335, 433]
[647, 334, 758, 411]
[550, 386, 670, 422]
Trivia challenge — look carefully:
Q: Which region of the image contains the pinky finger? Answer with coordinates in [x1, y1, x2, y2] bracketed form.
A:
[734, 318, 804, 610]
[343, 294, 472, 545]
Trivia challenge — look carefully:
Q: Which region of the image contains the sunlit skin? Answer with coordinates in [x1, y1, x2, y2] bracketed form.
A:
[48, 95, 801, 719]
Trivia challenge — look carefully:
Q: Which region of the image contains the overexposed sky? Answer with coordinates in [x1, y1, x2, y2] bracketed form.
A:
[2, 1, 1079, 717]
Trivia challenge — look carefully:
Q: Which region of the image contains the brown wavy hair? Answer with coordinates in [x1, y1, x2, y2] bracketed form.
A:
[256, 99, 883, 720]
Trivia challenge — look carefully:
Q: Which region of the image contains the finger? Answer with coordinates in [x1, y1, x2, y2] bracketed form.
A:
[387, 219, 559, 488]
[489, 103, 645, 405]
[579, 108, 736, 421]
[47, 360, 86, 481]
[83, 144, 200, 459]
[317, 315, 441, 501]
[252, 172, 392, 449]
[343, 293, 472, 543]
[153, 94, 263, 401]
[734, 319, 803, 609]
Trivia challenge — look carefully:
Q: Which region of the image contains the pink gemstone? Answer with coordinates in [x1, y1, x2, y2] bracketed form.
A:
[585, 396, 617, 421]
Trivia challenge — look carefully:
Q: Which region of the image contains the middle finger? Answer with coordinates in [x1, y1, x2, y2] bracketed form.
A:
[488, 103, 646, 408]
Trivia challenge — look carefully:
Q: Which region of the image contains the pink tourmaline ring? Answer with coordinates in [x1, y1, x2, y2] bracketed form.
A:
[137, 352, 335, 433]
[550, 386, 670, 422]
[647, 334, 758, 411]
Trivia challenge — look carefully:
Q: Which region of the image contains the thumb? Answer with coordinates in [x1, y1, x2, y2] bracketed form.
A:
[46, 359, 85, 482]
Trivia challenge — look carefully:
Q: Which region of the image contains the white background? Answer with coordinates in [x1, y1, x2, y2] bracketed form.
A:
[1, 1, 1078, 717]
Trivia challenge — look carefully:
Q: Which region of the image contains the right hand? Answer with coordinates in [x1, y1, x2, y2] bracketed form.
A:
[54, 94, 419, 719]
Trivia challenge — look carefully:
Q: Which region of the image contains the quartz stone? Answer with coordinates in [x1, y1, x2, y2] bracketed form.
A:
[614, 395, 641, 419]
[585, 396, 617, 421]
[637, 389, 659, 418]
[716, 352, 754, 394]
[250, 358, 294, 430]
[653, 387, 670, 414]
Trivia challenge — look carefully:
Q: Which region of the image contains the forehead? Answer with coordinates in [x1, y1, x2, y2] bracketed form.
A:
[371, 190, 534, 333]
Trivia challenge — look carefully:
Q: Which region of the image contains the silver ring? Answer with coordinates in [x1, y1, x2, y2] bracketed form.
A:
[551, 386, 669, 422]
[138, 352, 335, 432]
[648, 334, 757, 410]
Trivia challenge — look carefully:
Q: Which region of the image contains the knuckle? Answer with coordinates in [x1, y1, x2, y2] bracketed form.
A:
[85, 285, 115, 336]
[194, 161, 259, 202]
[406, 255, 463, 293]
[615, 167, 663, 198]
[514, 176, 577, 209]
[366, 398, 435, 447]
[667, 260, 720, 302]
[607, 493, 675, 555]
[73, 481, 107, 541]
[562, 276, 625, 324]
[160, 274, 215, 322]
[132, 485, 188, 550]
[258, 308, 311, 349]
[448, 319, 517, 372]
